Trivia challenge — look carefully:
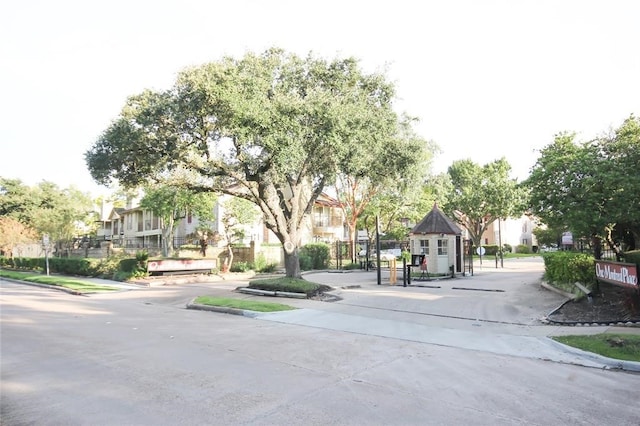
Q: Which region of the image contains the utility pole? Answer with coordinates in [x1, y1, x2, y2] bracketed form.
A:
[376, 215, 381, 285]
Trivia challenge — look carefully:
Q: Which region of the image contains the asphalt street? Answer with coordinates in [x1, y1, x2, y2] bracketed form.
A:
[2, 257, 639, 425]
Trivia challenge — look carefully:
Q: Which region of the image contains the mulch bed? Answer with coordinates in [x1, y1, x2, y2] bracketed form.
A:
[548, 281, 640, 324]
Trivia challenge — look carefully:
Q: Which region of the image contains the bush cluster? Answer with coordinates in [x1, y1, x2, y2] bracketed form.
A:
[542, 251, 596, 294]
[0, 254, 146, 281]
[248, 277, 327, 297]
[300, 243, 330, 270]
[252, 253, 278, 273]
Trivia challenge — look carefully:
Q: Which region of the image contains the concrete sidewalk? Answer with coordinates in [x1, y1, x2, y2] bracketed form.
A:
[253, 308, 640, 371]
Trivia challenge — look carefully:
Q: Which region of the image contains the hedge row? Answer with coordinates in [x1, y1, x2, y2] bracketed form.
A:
[541, 251, 596, 294]
[0, 256, 139, 280]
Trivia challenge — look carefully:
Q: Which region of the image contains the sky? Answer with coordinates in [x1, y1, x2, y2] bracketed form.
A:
[1, 0, 639, 197]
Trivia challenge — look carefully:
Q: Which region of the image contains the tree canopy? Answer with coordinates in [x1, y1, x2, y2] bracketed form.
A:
[336, 115, 436, 260]
[86, 48, 429, 277]
[139, 184, 217, 257]
[0, 178, 94, 252]
[443, 158, 526, 247]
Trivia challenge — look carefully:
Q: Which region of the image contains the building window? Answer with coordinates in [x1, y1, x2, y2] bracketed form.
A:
[313, 206, 329, 228]
[438, 239, 448, 255]
[420, 239, 429, 255]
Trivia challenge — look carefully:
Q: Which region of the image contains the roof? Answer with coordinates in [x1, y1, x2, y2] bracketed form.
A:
[315, 192, 342, 208]
[410, 203, 462, 235]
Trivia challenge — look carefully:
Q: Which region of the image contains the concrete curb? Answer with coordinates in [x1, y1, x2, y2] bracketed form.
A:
[185, 298, 259, 318]
[236, 287, 308, 299]
[0, 276, 85, 296]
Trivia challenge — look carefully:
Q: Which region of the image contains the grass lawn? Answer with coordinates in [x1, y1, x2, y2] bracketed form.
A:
[552, 333, 640, 362]
[193, 296, 296, 312]
[0, 269, 119, 293]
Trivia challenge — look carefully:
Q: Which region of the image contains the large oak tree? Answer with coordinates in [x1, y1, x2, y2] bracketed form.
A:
[86, 48, 421, 277]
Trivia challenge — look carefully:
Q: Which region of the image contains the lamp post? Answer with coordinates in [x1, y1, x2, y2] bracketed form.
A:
[498, 218, 503, 268]
[376, 215, 381, 285]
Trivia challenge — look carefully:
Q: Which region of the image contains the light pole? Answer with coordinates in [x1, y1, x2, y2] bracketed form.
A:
[498, 218, 503, 268]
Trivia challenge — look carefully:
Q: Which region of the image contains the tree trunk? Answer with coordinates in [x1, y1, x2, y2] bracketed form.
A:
[592, 235, 602, 260]
[284, 248, 301, 278]
[223, 244, 234, 272]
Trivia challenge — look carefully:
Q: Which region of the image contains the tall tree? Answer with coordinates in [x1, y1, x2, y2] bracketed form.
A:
[526, 115, 640, 255]
[0, 178, 38, 224]
[444, 158, 525, 247]
[139, 184, 217, 257]
[0, 179, 94, 253]
[86, 48, 413, 277]
[219, 196, 260, 272]
[31, 184, 94, 254]
[0, 217, 37, 258]
[336, 115, 436, 261]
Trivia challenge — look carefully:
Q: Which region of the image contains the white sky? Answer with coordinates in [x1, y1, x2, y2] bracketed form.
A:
[1, 0, 639, 196]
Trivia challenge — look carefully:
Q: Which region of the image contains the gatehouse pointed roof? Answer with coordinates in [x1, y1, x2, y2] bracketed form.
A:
[410, 203, 462, 235]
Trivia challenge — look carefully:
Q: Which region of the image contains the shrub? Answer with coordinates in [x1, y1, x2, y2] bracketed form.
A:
[624, 249, 640, 266]
[299, 254, 313, 271]
[515, 244, 531, 254]
[252, 252, 278, 273]
[300, 243, 330, 270]
[503, 244, 512, 253]
[230, 261, 251, 272]
[542, 251, 596, 294]
[342, 262, 361, 270]
[483, 245, 500, 256]
[249, 276, 330, 297]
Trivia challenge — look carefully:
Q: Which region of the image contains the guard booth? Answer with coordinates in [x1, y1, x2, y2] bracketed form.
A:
[408, 203, 463, 277]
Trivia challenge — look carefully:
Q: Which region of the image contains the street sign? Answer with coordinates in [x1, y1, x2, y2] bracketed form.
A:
[476, 246, 486, 256]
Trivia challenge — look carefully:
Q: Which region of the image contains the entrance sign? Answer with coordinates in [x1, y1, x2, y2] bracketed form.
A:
[595, 260, 638, 288]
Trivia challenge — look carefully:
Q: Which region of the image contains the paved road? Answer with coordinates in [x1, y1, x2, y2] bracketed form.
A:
[2, 258, 639, 425]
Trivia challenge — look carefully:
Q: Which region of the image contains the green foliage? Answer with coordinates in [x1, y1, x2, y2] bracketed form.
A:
[193, 296, 296, 312]
[300, 243, 331, 270]
[623, 249, 640, 266]
[140, 184, 218, 257]
[118, 258, 139, 273]
[230, 261, 250, 272]
[85, 48, 418, 279]
[248, 277, 330, 297]
[0, 270, 118, 293]
[542, 252, 596, 293]
[443, 158, 527, 247]
[552, 333, 640, 362]
[526, 116, 640, 251]
[299, 254, 313, 271]
[342, 262, 361, 270]
[0, 178, 95, 245]
[515, 244, 531, 254]
[481, 245, 500, 256]
[252, 253, 278, 273]
[502, 244, 512, 253]
[0, 254, 146, 281]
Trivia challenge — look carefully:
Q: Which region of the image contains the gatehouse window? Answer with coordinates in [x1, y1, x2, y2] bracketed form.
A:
[420, 239, 429, 255]
[438, 239, 448, 255]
